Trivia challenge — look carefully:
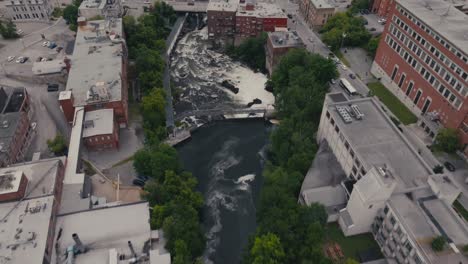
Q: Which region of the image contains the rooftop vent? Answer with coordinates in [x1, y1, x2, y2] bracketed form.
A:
[1, 120, 9, 128]
[350, 104, 364, 120]
[336, 106, 352, 123]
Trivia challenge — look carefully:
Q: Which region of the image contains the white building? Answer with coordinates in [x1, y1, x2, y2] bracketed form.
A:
[2, 0, 53, 22]
[300, 93, 468, 263]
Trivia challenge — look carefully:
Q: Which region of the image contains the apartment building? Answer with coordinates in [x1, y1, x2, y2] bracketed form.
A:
[371, 0, 468, 155]
[299, 0, 335, 27]
[58, 18, 128, 128]
[300, 93, 468, 263]
[2, 0, 53, 21]
[207, 0, 287, 45]
[265, 31, 304, 76]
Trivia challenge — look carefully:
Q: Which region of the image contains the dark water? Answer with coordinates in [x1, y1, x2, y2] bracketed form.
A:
[177, 120, 269, 264]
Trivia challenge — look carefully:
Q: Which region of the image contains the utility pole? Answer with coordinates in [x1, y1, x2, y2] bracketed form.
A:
[340, 32, 347, 51]
[116, 173, 120, 201]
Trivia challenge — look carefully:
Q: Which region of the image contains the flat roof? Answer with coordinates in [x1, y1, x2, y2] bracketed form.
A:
[64, 107, 85, 185]
[0, 112, 22, 154]
[326, 95, 432, 189]
[0, 170, 23, 195]
[66, 19, 124, 107]
[237, 2, 286, 18]
[82, 108, 114, 137]
[310, 0, 333, 9]
[32, 60, 66, 75]
[79, 0, 106, 10]
[397, 0, 468, 55]
[0, 196, 55, 264]
[207, 0, 238, 12]
[52, 202, 151, 264]
[268, 31, 304, 48]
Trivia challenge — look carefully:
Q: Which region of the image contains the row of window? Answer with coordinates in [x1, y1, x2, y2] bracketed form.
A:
[396, 4, 467, 64]
[391, 16, 467, 94]
[86, 135, 112, 144]
[12, 4, 41, 11]
[325, 111, 367, 180]
[13, 12, 45, 19]
[385, 33, 463, 110]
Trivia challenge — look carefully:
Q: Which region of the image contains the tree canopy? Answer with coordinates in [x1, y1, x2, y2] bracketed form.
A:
[63, 4, 79, 31]
[226, 33, 268, 72]
[321, 12, 371, 51]
[47, 134, 68, 156]
[250, 233, 285, 264]
[0, 21, 19, 39]
[434, 128, 460, 153]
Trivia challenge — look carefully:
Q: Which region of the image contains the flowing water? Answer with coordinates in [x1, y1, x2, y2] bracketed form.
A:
[177, 120, 269, 264]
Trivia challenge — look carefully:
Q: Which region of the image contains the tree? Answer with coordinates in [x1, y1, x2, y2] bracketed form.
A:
[133, 143, 181, 182]
[349, 0, 369, 14]
[367, 36, 380, 57]
[227, 33, 268, 71]
[173, 240, 191, 264]
[0, 20, 19, 39]
[321, 12, 371, 51]
[432, 165, 444, 174]
[434, 128, 460, 153]
[346, 258, 360, 264]
[63, 4, 78, 28]
[141, 88, 166, 132]
[47, 134, 67, 156]
[250, 233, 285, 264]
[431, 236, 446, 252]
[51, 7, 63, 18]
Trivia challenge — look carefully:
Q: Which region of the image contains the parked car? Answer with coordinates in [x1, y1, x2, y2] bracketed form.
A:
[7, 56, 15, 62]
[16, 29, 23, 35]
[56, 46, 63, 52]
[16, 56, 28, 63]
[341, 64, 348, 70]
[349, 73, 356, 79]
[287, 14, 293, 19]
[444, 161, 456, 172]
[42, 41, 50, 47]
[378, 18, 387, 24]
[369, 27, 376, 32]
[47, 83, 59, 92]
[48, 42, 57, 49]
[137, 174, 149, 181]
[330, 79, 336, 84]
[132, 178, 145, 187]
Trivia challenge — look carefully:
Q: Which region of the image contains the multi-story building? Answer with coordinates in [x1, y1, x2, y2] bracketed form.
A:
[78, 0, 121, 19]
[371, 0, 468, 155]
[82, 108, 119, 151]
[371, 0, 394, 17]
[300, 93, 468, 263]
[299, 0, 335, 28]
[58, 18, 128, 128]
[265, 31, 304, 76]
[207, 0, 287, 45]
[0, 87, 33, 167]
[235, 1, 287, 44]
[3, 0, 53, 22]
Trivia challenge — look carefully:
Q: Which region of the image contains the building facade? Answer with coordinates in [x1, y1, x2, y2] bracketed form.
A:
[265, 31, 304, 76]
[4, 0, 53, 22]
[299, 0, 335, 28]
[371, 0, 468, 154]
[371, 0, 394, 17]
[82, 109, 119, 151]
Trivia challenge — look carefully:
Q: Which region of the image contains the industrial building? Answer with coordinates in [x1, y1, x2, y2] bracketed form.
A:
[300, 93, 468, 263]
[265, 30, 304, 76]
[1, 0, 53, 22]
[82, 108, 119, 150]
[58, 18, 128, 128]
[299, 0, 335, 27]
[370, 0, 468, 155]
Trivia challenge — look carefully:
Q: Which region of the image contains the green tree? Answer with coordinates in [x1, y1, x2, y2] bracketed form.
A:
[434, 128, 460, 153]
[227, 33, 268, 71]
[321, 12, 371, 51]
[173, 240, 191, 264]
[133, 143, 180, 182]
[250, 233, 285, 264]
[432, 165, 444, 174]
[367, 36, 380, 57]
[63, 5, 78, 28]
[141, 88, 166, 131]
[349, 0, 369, 14]
[431, 236, 446, 252]
[0, 20, 19, 39]
[346, 258, 360, 264]
[47, 134, 67, 155]
[51, 7, 63, 18]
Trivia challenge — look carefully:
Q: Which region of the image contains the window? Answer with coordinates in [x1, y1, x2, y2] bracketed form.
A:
[326, 111, 330, 119]
[330, 118, 335, 125]
[350, 149, 355, 158]
[335, 125, 339, 133]
[390, 216, 396, 226]
[413, 90, 422, 105]
[384, 206, 389, 214]
[391, 66, 398, 80]
[398, 74, 406, 88]
[406, 82, 414, 96]
[345, 141, 350, 150]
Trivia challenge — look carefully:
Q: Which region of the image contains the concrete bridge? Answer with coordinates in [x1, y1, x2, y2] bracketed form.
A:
[175, 107, 272, 120]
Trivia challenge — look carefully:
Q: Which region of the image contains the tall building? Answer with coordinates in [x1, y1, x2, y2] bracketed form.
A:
[299, 0, 335, 28]
[300, 93, 468, 264]
[371, 0, 468, 155]
[265, 31, 304, 76]
[371, 0, 394, 17]
[58, 18, 128, 128]
[2, 0, 53, 21]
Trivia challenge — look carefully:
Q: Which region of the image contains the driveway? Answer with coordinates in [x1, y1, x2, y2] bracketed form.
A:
[340, 47, 375, 83]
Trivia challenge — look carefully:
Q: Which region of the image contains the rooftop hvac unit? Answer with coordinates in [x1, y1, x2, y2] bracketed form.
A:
[350, 104, 364, 120]
[336, 106, 352, 123]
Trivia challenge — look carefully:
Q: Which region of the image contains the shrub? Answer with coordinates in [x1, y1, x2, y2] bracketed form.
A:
[431, 236, 446, 252]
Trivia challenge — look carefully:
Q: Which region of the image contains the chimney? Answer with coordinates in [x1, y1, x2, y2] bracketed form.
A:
[77, 16, 87, 27]
[128, 241, 137, 258]
[72, 233, 87, 253]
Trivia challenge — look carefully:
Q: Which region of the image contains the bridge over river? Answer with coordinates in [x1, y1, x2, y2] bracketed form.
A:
[175, 107, 273, 121]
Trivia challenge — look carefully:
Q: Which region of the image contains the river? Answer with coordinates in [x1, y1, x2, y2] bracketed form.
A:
[177, 120, 269, 264]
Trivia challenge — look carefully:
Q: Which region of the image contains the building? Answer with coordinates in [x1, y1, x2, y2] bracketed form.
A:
[2, 0, 53, 22]
[371, 0, 394, 17]
[82, 108, 119, 150]
[0, 157, 66, 264]
[370, 0, 468, 155]
[300, 93, 468, 263]
[207, 0, 287, 45]
[299, 0, 335, 27]
[234, 1, 287, 44]
[265, 30, 304, 76]
[0, 87, 33, 167]
[58, 18, 128, 128]
[78, 0, 121, 19]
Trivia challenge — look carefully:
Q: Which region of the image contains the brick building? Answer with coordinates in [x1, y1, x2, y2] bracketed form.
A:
[82, 109, 119, 151]
[0, 87, 32, 167]
[371, 0, 468, 154]
[265, 31, 304, 76]
[299, 0, 335, 28]
[207, 0, 287, 45]
[59, 18, 128, 128]
[371, 0, 394, 17]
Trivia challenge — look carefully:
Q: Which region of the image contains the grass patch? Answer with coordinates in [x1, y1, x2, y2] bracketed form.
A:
[82, 160, 96, 176]
[453, 200, 468, 222]
[367, 82, 418, 125]
[336, 50, 351, 67]
[326, 223, 382, 260]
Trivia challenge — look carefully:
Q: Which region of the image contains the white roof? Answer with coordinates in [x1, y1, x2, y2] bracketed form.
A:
[79, 0, 106, 10]
[0, 196, 55, 264]
[207, 0, 238, 12]
[237, 2, 286, 18]
[82, 108, 114, 137]
[150, 249, 171, 264]
[310, 0, 333, 9]
[32, 60, 66, 75]
[0, 170, 23, 195]
[52, 202, 151, 264]
[64, 107, 85, 185]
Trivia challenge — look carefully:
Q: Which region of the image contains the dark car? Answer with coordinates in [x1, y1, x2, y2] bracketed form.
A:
[133, 178, 145, 187]
[47, 83, 59, 92]
[19, 57, 28, 63]
[349, 73, 356, 79]
[137, 174, 149, 181]
[444, 161, 456, 172]
[287, 14, 293, 19]
[369, 27, 376, 31]
[56, 46, 63, 52]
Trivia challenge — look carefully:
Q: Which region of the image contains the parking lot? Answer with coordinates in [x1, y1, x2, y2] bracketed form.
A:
[360, 13, 385, 35]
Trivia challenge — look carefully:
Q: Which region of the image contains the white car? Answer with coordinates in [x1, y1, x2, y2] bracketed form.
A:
[42, 41, 50, 47]
[378, 18, 387, 24]
[16, 29, 23, 35]
[341, 64, 348, 70]
[7, 56, 15, 62]
[15, 56, 24, 63]
[41, 57, 47, 62]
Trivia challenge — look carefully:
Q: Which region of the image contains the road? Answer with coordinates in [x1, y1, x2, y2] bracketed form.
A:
[277, 0, 369, 96]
